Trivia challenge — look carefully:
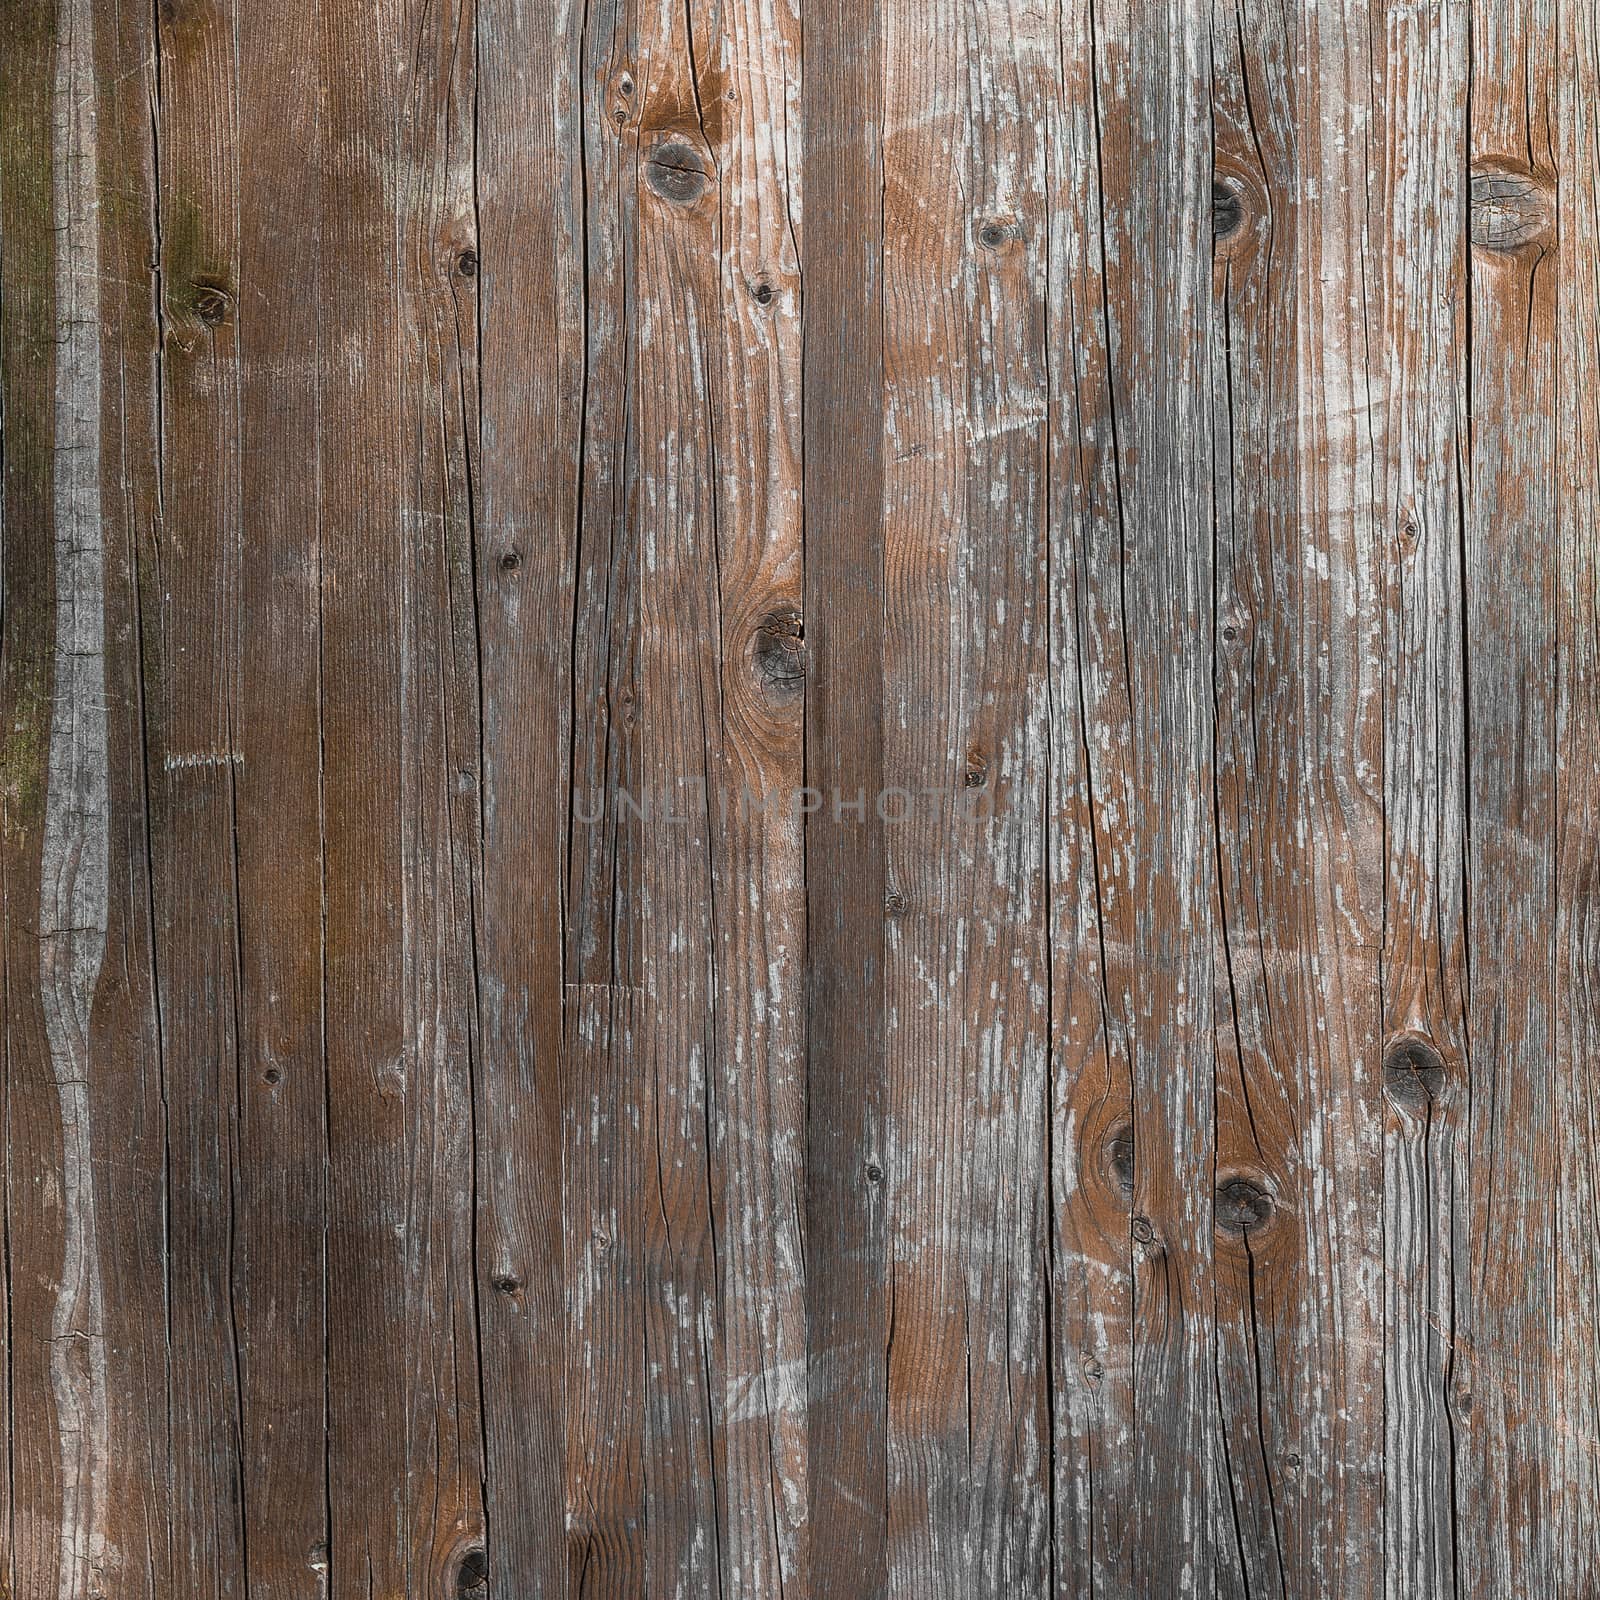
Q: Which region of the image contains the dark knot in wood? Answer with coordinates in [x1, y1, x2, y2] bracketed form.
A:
[1212, 179, 1244, 240]
[1382, 1032, 1449, 1114]
[754, 607, 806, 701]
[1470, 166, 1553, 252]
[978, 221, 1009, 250]
[192, 280, 234, 328]
[456, 249, 479, 279]
[455, 1546, 489, 1597]
[646, 142, 709, 205]
[1105, 1122, 1134, 1202]
[1216, 1176, 1273, 1236]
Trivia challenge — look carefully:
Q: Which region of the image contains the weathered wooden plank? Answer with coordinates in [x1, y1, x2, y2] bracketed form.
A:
[563, 6, 650, 1595]
[471, 0, 588, 1586]
[1207, 3, 1305, 1591]
[1554, 3, 1600, 1590]
[701, 0, 810, 1588]
[1277, 2, 1391, 1592]
[224, 0, 337, 1587]
[629, 1, 729, 1592]
[1093, 4, 1221, 1591]
[877, 0, 1052, 1589]
[800, 0, 890, 1586]
[143, 5, 254, 1594]
[1043, 3, 1137, 1589]
[1453, 0, 1559, 1593]
[1378, 0, 1471, 1587]
[3, 1, 126, 1595]
[312, 0, 488, 1593]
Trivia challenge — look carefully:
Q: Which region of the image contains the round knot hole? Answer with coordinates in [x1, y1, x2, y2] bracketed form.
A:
[1213, 179, 1244, 240]
[753, 607, 806, 702]
[192, 280, 234, 328]
[646, 142, 709, 205]
[1216, 1176, 1274, 1236]
[1383, 1032, 1449, 1114]
[456, 1546, 489, 1597]
[1104, 1123, 1134, 1202]
[1470, 165, 1554, 252]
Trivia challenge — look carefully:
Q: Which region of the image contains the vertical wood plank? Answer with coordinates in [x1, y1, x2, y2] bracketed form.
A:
[703, 0, 810, 1588]
[145, 3, 249, 1591]
[1379, 0, 1472, 1580]
[879, 0, 1052, 1590]
[630, 1, 727, 1593]
[1279, 0, 1390, 1591]
[563, 2, 651, 1594]
[3, 1, 128, 1595]
[801, 0, 890, 1583]
[316, 0, 488, 1592]
[1044, 2, 1136, 1588]
[1555, 1, 1600, 1590]
[1095, 2, 1221, 1590]
[1207, 2, 1302, 1590]
[472, 0, 586, 1586]
[227, 0, 337, 1586]
[1451, 0, 1558, 1592]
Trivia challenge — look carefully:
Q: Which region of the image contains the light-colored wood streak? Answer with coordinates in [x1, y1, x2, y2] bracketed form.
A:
[38, 2, 111, 1596]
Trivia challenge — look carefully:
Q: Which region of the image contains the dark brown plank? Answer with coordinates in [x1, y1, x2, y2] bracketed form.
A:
[801, 0, 889, 1586]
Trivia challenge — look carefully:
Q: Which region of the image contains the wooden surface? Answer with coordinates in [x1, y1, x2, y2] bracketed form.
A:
[1, 0, 1596, 1594]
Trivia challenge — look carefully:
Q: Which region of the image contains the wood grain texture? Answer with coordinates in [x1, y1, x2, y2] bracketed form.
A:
[2, 0, 1597, 1596]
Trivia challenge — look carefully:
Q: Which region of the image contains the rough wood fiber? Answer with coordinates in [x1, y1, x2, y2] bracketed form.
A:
[2, 0, 1597, 1596]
